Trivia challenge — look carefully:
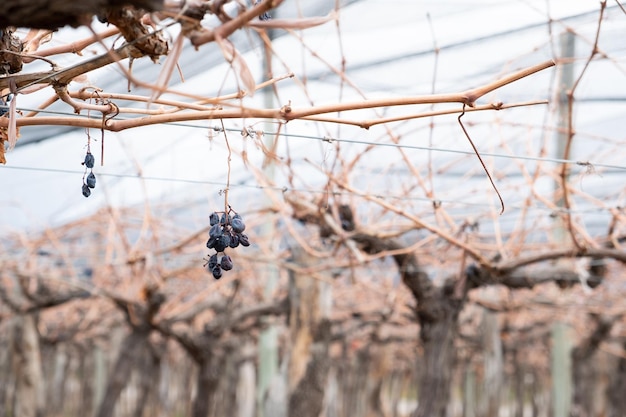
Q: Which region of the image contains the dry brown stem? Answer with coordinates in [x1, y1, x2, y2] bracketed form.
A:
[559, 0, 607, 250]
[0, 61, 554, 132]
[188, 0, 285, 47]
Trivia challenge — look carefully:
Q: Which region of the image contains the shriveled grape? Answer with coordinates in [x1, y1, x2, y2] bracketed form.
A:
[231, 217, 245, 233]
[239, 233, 250, 247]
[214, 234, 231, 252]
[84, 152, 95, 168]
[208, 254, 218, 270]
[212, 265, 223, 279]
[209, 212, 220, 226]
[221, 255, 233, 271]
[86, 172, 96, 188]
[209, 224, 223, 239]
[82, 183, 91, 197]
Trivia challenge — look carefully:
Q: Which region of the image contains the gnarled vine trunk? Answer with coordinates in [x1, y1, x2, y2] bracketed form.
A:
[414, 292, 464, 417]
[607, 338, 626, 417]
[12, 313, 45, 417]
[352, 232, 465, 417]
[192, 355, 222, 417]
[287, 247, 332, 417]
[571, 315, 614, 417]
[0, 0, 163, 29]
[95, 329, 151, 417]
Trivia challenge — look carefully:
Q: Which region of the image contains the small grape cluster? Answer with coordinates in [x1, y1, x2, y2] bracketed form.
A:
[205, 209, 250, 279]
[81, 151, 97, 197]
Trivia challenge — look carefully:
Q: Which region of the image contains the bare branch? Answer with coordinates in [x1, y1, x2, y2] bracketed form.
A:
[0, 60, 554, 133]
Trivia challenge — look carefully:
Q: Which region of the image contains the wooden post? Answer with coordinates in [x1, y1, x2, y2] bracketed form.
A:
[92, 345, 107, 416]
[553, 31, 576, 244]
[551, 322, 572, 417]
[463, 367, 476, 417]
[550, 30, 576, 417]
[480, 308, 502, 417]
[237, 344, 257, 417]
[257, 30, 282, 417]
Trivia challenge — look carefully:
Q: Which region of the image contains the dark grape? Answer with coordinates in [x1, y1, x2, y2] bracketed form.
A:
[86, 172, 96, 188]
[212, 265, 223, 279]
[214, 240, 225, 252]
[209, 224, 223, 239]
[231, 217, 245, 233]
[82, 183, 91, 197]
[209, 212, 220, 226]
[84, 152, 95, 168]
[208, 254, 218, 270]
[214, 234, 231, 252]
[229, 233, 239, 248]
[220, 255, 233, 271]
[239, 233, 250, 247]
[206, 236, 217, 249]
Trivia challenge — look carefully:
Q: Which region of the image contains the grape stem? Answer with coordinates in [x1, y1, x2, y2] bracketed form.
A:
[220, 119, 231, 214]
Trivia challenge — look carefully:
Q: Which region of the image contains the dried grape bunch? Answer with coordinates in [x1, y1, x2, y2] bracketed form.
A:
[81, 151, 97, 197]
[204, 208, 250, 279]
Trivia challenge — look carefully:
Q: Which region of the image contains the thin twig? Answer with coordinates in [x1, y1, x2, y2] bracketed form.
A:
[457, 104, 505, 215]
[559, 0, 607, 249]
[221, 119, 231, 213]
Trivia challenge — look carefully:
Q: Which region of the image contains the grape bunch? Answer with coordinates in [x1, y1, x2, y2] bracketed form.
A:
[204, 209, 250, 279]
[81, 151, 97, 197]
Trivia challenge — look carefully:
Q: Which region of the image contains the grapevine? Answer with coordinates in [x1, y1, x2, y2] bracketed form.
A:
[204, 207, 250, 279]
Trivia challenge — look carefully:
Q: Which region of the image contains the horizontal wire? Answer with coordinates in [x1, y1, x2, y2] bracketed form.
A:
[3, 111, 624, 214]
[9, 105, 626, 171]
[258, 129, 626, 171]
[0, 164, 619, 216]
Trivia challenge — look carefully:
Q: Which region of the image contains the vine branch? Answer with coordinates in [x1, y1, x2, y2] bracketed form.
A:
[0, 61, 555, 134]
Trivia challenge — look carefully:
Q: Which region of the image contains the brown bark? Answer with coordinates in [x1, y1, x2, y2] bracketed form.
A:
[0, 0, 163, 29]
[95, 329, 151, 417]
[352, 232, 463, 417]
[11, 314, 45, 417]
[132, 344, 161, 417]
[287, 248, 332, 417]
[102, 6, 168, 60]
[512, 349, 525, 417]
[0, 29, 23, 74]
[96, 285, 164, 417]
[607, 338, 626, 417]
[339, 350, 370, 417]
[414, 291, 463, 417]
[571, 315, 614, 417]
[192, 355, 222, 417]
[288, 320, 332, 417]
